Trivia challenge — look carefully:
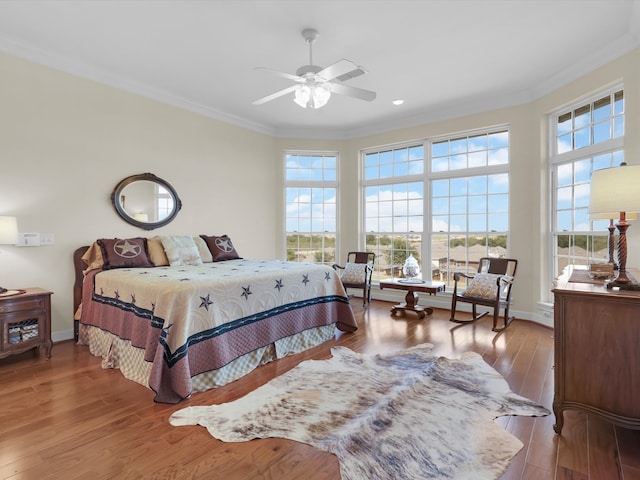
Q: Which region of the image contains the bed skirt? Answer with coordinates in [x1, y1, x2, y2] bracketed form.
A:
[77, 323, 336, 396]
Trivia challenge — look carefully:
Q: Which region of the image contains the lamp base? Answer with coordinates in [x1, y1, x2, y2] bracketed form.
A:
[606, 272, 640, 290]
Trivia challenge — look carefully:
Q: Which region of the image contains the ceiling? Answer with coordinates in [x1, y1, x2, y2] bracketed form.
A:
[0, 1, 638, 139]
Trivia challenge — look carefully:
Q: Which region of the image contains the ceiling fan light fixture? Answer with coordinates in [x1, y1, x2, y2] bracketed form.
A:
[294, 84, 311, 108]
[294, 83, 331, 109]
[311, 84, 331, 108]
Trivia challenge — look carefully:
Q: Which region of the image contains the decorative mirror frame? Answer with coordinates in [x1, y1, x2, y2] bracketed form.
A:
[111, 173, 182, 230]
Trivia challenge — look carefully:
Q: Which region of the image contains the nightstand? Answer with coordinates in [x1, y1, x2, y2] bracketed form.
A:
[0, 288, 53, 359]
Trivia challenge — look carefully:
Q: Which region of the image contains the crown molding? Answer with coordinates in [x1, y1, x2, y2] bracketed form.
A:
[1, 26, 638, 142]
[0, 34, 277, 137]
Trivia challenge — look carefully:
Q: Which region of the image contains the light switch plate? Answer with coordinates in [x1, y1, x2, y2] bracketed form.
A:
[17, 233, 41, 246]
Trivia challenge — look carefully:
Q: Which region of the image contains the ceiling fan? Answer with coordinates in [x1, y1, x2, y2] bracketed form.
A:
[253, 28, 376, 109]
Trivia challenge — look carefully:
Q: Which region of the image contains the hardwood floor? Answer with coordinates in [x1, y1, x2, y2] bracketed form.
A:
[1, 300, 639, 480]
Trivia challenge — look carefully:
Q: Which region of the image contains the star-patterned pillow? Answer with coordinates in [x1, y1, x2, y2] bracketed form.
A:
[97, 237, 154, 270]
[200, 234, 241, 262]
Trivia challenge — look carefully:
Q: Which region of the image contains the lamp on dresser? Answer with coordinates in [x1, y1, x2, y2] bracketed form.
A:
[0, 215, 19, 294]
[589, 163, 640, 290]
[589, 213, 638, 269]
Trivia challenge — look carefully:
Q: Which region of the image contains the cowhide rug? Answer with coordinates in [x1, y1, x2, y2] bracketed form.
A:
[169, 343, 549, 480]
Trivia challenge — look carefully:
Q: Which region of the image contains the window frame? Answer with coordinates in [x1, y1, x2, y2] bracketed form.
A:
[360, 126, 511, 288]
[284, 150, 339, 265]
[547, 85, 624, 298]
[362, 141, 426, 282]
[428, 127, 511, 287]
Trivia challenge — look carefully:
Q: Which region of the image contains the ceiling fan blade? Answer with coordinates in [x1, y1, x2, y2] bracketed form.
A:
[254, 67, 305, 83]
[329, 82, 377, 102]
[316, 59, 358, 82]
[252, 85, 298, 105]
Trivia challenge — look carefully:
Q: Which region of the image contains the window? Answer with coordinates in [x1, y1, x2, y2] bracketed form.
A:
[550, 87, 624, 281]
[363, 144, 424, 281]
[285, 152, 337, 264]
[362, 129, 509, 287]
[430, 130, 510, 286]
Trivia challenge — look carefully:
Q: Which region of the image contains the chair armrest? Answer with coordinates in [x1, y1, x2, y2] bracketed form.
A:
[452, 271, 475, 296]
[498, 275, 515, 299]
[500, 275, 515, 285]
[453, 272, 475, 282]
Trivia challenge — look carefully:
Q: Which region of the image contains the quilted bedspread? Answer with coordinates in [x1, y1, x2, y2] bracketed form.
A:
[80, 259, 357, 402]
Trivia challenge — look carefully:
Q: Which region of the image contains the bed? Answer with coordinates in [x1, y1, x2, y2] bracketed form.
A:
[73, 235, 357, 403]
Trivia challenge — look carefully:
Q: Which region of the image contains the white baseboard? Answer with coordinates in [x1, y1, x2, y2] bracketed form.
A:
[52, 329, 75, 343]
[370, 289, 553, 328]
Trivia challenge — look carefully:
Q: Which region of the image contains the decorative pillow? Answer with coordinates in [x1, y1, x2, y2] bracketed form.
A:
[192, 235, 213, 263]
[200, 234, 241, 262]
[463, 273, 503, 299]
[97, 237, 154, 270]
[147, 236, 170, 266]
[160, 235, 203, 266]
[340, 262, 367, 284]
[80, 242, 104, 273]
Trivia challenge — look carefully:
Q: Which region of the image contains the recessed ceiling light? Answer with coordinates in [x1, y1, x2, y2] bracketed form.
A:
[392, 99, 405, 106]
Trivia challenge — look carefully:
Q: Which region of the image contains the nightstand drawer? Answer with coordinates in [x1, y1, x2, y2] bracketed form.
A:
[0, 296, 45, 314]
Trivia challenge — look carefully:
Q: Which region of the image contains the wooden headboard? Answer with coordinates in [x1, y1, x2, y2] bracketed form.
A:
[73, 246, 90, 336]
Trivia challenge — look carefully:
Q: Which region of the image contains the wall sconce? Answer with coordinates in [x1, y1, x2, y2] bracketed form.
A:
[0, 215, 19, 293]
[589, 164, 640, 290]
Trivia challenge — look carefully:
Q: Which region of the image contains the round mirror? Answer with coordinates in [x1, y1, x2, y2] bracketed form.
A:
[111, 173, 182, 230]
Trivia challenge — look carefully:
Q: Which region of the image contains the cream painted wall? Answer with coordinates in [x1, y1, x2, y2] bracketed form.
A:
[1, 46, 638, 339]
[1, 52, 277, 340]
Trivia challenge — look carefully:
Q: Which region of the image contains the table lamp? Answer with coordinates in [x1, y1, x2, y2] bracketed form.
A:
[0, 216, 19, 294]
[589, 164, 640, 289]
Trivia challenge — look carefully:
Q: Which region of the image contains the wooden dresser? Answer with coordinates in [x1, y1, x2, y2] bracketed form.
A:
[552, 268, 640, 434]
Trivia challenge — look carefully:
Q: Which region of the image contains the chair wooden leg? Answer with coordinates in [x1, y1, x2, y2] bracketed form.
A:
[492, 308, 500, 332]
[449, 296, 458, 322]
[492, 305, 514, 332]
[450, 300, 490, 325]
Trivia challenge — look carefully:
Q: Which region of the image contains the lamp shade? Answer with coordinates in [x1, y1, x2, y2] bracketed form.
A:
[590, 212, 638, 220]
[0, 216, 18, 245]
[589, 165, 640, 219]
